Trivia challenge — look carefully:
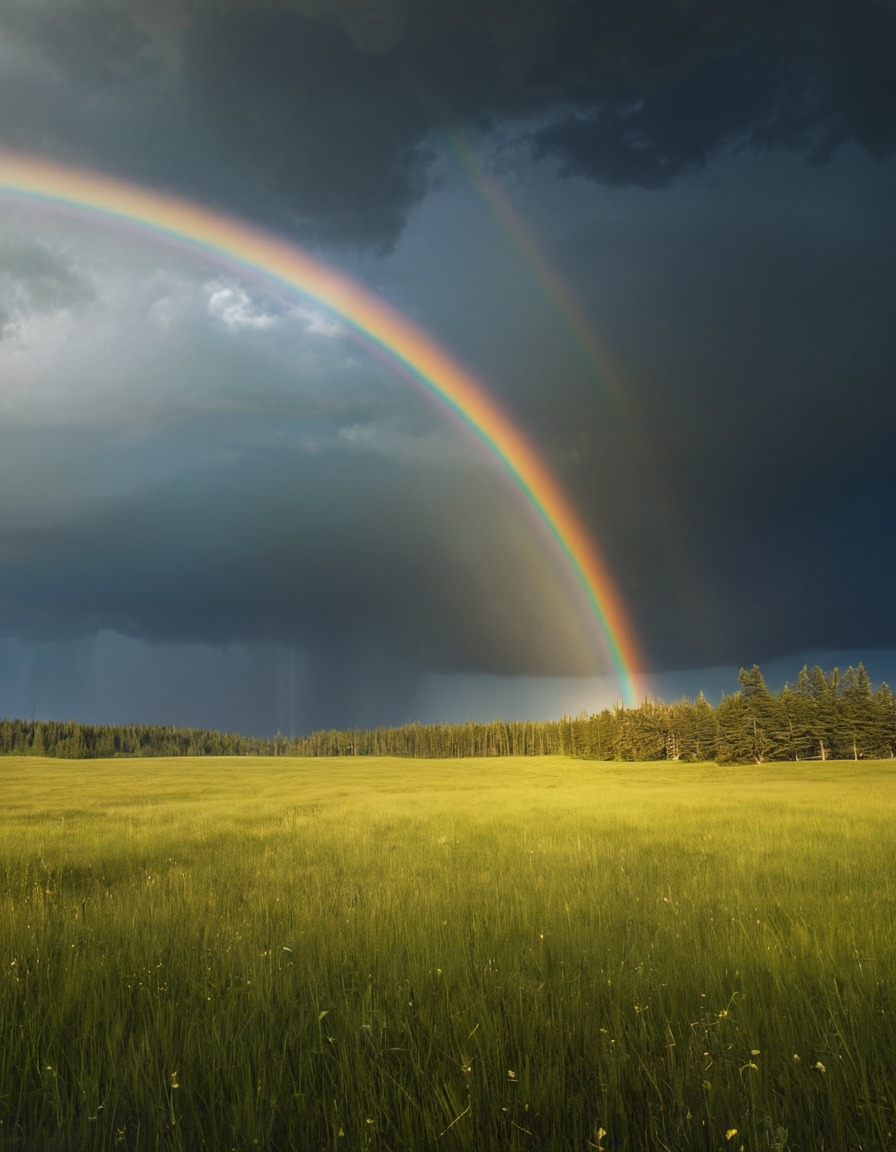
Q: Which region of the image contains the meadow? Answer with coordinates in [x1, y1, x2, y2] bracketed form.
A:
[1, 755, 894, 1151]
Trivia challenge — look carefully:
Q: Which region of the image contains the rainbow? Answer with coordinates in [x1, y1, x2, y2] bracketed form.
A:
[444, 129, 631, 411]
[0, 149, 645, 702]
[443, 130, 692, 634]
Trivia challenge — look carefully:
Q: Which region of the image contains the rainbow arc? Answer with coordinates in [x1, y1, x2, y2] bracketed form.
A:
[0, 149, 645, 703]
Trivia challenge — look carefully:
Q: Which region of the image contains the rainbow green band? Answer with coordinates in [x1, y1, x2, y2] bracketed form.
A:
[0, 149, 644, 703]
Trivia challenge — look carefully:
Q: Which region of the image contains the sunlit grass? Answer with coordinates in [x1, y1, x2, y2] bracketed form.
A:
[1, 756, 895, 1150]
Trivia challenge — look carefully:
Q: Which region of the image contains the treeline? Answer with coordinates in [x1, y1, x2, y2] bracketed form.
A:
[1, 664, 894, 764]
[0, 719, 275, 760]
[290, 665, 896, 764]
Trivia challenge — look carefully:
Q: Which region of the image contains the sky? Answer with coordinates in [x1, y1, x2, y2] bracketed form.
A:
[0, 0, 893, 735]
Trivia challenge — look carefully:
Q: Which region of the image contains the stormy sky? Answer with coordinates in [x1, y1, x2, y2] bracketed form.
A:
[0, 0, 894, 734]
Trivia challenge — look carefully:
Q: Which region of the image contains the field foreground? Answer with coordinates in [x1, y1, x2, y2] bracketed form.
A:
[1, 755, 894, 1151]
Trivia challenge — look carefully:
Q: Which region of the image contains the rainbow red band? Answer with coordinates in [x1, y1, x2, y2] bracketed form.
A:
[0, 149, 645, 703]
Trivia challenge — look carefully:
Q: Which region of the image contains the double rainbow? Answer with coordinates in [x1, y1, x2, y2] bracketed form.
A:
[0, 149, 644, 702]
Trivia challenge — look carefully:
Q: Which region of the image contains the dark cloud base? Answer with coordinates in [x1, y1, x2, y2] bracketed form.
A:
[0, 446, 601, 678]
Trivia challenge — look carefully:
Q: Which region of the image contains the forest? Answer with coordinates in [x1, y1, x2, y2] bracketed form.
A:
[1, 664, 893, 764]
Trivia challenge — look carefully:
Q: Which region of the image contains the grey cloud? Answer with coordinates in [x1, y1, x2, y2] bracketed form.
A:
[0, 443, 598, 677]
[91, 0, 563, 65]
[0, 240, 94, 336]
[180, 9, 436, 247]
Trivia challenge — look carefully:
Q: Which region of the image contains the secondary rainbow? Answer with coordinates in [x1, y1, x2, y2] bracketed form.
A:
[445, 129, 630, 408]
[0, 149, 645, 702]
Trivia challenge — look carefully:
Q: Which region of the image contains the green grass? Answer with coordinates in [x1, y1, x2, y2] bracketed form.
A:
[1, 755, 895, 1151]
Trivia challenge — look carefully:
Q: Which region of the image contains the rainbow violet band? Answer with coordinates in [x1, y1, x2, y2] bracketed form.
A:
[0, 149, 644, 704]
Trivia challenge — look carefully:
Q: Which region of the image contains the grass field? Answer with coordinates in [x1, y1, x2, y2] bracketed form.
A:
[1, 755, 894, 1151]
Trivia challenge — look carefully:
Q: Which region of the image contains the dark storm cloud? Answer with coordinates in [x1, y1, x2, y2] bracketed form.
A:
[532, 4, 896, 186]
[180, 10, 437, 247]
[0, 444, 595, 677]
[1, 1, 892, 246]
[153, 1, 896, 245]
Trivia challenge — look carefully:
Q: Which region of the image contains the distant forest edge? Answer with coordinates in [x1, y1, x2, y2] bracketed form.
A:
[1, 665, 894, 765]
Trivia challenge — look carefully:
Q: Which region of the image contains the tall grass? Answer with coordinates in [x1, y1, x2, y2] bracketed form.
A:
[1, 756, 894, 1150]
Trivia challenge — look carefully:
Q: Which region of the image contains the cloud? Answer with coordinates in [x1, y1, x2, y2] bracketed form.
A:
[205, 278, 280, 330]
[0, 239, 94, 338]
[291, 303, 343, 338]
[204, 278, 344, 337]
[0, 440, 600, 678]
[532, 5, 896, 186]
[2, 2, 892, 247]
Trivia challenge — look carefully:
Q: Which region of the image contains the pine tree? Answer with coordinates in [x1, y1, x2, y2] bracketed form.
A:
[807, 666, 838, 760]
[872, 683, 896, 758]
[835, 664, 876, 759]
[737, 666, 784, 762]
[693, 693, 719, 761]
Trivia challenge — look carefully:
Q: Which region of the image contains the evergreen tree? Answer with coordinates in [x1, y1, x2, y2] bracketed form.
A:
[735, 666, 788, 762]
[693, 693, 719, 761]
[872, 683, 896, 758]
[835, 664, 876, 759]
